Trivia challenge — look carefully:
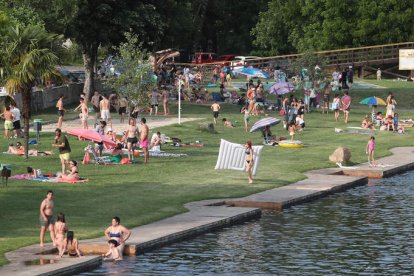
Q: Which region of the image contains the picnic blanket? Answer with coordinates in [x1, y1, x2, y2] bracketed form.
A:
[10, 174, 88, 183]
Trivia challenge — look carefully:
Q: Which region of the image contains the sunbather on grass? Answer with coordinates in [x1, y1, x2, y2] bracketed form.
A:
[59, 160, 80, 181]
[7, 142, 53, 156]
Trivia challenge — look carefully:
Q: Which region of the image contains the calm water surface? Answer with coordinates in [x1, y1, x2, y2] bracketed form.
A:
[80, 172, 414, 275]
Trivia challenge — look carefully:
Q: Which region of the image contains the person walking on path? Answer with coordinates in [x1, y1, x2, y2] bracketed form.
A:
[56, 95, 65, 129]
[100, 95, 112, 128]
[126, 118, 138, 161]
[1, 106, 14, 139]
[377, 68, 382, 80]
[39, 190, 56, 249]
[341, 90, 351, 124]
[11, 103, 21, 138]
[140, 117, 149, 164]
[211, 101, 221, 124]
[244, 141, 254, 184]
[52, 128, 71, 174]
[366, 136, 376, 167]
[91, 91, 101, 124]
[79, 98, 89, 129]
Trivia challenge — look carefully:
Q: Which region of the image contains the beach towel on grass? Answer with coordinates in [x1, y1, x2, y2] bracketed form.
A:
[10, 174, 88, 183]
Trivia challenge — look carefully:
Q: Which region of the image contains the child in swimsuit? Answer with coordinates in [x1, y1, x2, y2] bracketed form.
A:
[54, 213, 68, 258]
[366, 136, 376, 167]
[288, 121, 296, 141]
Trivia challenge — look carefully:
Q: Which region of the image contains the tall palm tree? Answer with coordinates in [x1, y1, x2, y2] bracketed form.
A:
[4, 25, 62, 158]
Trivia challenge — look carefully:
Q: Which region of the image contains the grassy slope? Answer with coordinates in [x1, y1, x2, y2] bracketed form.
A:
[0, 84, 413, 265]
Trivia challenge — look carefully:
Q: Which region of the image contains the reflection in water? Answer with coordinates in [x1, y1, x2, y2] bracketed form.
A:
[80, 172, 414, 275]
[24, 258, 57, 265]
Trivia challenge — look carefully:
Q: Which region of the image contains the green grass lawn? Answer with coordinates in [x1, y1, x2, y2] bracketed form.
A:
[0, 86, 413, 265]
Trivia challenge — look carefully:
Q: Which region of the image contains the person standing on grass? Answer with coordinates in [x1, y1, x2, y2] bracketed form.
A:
[1, 106, 14, 139]
[140, 117, 149, 164]
[241, 105, 251, 132]
[244, 141, 254, 184]
[162, 87, 169, 115]
[39, 190, 56, 249]
[366, 136, 376, 167]
[79, 98, 89, 129]
[341, 90, 351, 123]
[211, 101, 221, 124]
[56, 95, 65, 129]
[118, 96, 128, 123]
[332, 94, 341, 122]
[11, 103, 21, 138]
[126, 118, 138, 161]
[52, 128, 71, 175]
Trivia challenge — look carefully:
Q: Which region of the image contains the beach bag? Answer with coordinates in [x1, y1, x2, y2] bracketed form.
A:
[279, 109, 286, 116]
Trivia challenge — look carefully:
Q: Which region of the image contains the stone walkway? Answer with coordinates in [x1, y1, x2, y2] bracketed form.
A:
[39, 116, 203, 134]
[1, 147, 413, 275]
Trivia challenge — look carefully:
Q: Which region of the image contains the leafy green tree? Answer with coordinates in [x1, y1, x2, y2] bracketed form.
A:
[4, 25, 61, 158]
[107, 32, 155, 111]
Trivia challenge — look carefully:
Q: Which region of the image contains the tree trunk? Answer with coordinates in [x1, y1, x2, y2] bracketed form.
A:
[82, 43, 98, 102]
[22, 89, 31, 159]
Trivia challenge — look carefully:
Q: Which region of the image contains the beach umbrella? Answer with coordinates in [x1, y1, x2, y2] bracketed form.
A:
[66, 128, 117, 147]
[234, 67, 270, 79]
[359, 96, 386, 106]
[250, 117, 281, 133]
[268, 82, 295, 95]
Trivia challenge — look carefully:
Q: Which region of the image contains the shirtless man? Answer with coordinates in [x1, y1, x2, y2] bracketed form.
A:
[91, 91, 101, 123]
[210, 101, 221, 124]
[118, 96, 128, 123]
[126, 118, 138, 161]
[39, 190, 56, 248]
[162, 88, 169, 115]
[79, 98, 89, 129]
[1, 106, 14, 139]
[140, 117, 149, 164]
[100, 95, 112, 128]
[56, 95, 65, 128]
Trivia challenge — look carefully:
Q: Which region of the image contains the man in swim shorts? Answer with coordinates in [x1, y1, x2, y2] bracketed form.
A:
[1, 106, 14, 139]
[52, 128, 71, 175]
[210, 101, 221, 124]
[39, 190, 55, 248]
[100, 95, 112, 128]
[140, 117, 149, 164]
[56, 95, 65, 129]
[79, 98, 89, 129]
[341, 90, 352, 124]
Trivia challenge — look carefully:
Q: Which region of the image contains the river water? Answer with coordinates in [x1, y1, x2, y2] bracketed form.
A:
[80, 172, 414, 275]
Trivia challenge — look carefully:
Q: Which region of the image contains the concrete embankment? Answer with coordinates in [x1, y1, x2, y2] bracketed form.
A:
[1, 147, 413, 275]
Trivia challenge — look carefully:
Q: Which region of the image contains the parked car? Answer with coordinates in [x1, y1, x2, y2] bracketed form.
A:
[231, 56, 261, 70]
[191, 52, 219, 64]
[217, 54, 237, 66]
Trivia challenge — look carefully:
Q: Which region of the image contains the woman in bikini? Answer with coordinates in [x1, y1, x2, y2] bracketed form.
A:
[244, 141, 254, 184]
[104, 216, 131, 258]
[126, 118, 138, 161]
[60, 160, 80, 181]
[61, 231, 82, 258]
[54, 213, 68, 258]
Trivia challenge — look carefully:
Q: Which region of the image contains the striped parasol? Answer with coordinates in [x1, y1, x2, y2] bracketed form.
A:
[250, 117, 281, 133]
